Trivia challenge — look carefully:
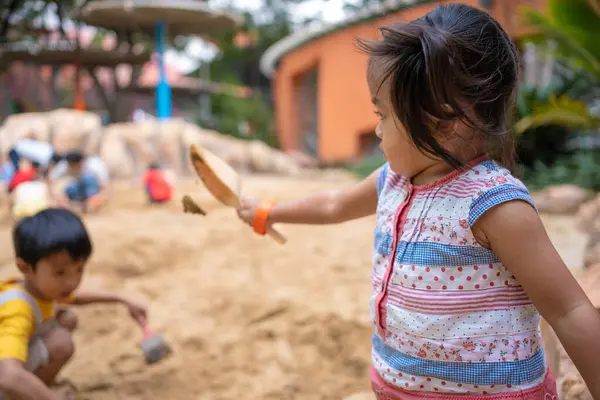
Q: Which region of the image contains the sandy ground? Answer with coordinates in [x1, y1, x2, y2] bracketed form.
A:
[0, 171, 589, 400]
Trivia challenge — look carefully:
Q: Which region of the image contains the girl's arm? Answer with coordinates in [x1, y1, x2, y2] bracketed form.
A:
[474, 200, 600, 396]
[70, 290, 148, 326]
[238, 166, 382, 226]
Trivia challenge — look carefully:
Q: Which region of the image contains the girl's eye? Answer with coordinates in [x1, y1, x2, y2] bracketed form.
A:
[55, 270, 66, 277]
[374, 111, 384, 120]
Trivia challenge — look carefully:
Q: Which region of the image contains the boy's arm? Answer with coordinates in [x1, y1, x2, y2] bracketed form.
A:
[68, 290, 147, 325]
[475, 201, 600, 397]
[69, 290, 127, 305]
[0, 302, 58, 399]
[47, 161, 66, 182]
[0, 359, 58, 400]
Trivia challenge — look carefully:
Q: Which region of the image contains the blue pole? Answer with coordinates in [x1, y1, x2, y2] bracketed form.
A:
[155, 20, 172, 119]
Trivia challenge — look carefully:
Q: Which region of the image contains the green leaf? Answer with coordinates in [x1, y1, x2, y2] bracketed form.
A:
[514, 96, 599, 134]
[521, 9, 600, 78]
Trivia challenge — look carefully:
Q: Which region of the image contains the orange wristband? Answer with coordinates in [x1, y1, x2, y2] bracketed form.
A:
[252, 201, 275, 235]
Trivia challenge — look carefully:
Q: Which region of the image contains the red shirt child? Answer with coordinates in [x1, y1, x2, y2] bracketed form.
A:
[8, 166, 38, 193]
[143, 164, 173, 203]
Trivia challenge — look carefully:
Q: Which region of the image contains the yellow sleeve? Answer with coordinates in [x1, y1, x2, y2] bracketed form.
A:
[0, 299, 35, 363]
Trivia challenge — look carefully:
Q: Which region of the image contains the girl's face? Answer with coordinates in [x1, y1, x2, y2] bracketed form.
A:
[367, 58, 439, 180]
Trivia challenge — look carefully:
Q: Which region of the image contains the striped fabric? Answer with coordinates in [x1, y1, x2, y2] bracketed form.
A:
[370, 158, 558, 398]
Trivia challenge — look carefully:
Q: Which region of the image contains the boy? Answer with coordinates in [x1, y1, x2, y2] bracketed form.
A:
[0, 208, 148, 400]
[49, 152, 109, 214]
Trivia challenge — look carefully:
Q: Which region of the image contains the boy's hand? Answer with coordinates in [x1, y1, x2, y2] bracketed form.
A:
[237, 197, 261, 227]
[121, 295, 148, 326]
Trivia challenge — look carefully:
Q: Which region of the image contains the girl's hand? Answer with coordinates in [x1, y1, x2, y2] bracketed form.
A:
[121, 295, 148, 326]
[236, 197, 262, 227]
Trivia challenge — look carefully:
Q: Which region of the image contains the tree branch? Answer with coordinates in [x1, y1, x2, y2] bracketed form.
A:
[587, 0, 600, 19]
[54, 0, 70, 42]
[88, 66, 117, 122]
[0, 0, 21, 40]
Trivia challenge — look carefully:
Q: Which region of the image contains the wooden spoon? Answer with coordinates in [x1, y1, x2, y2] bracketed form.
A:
[189, 144, 286, 244]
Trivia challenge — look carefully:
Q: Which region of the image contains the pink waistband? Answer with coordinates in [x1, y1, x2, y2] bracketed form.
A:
[370, 367, 558, 400]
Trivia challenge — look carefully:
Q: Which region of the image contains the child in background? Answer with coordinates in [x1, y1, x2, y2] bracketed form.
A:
[11, 177, 52, 222]
[6, 159, 50, 222]
[0, 208, 148, 400]
[143, 163, 173, 204]
[52, 152, 108, 214]
[0, 159, 15, 186]
[237, 4, 600, 399]
[8, 159, 39, 193]
[8, 137, 56, 174]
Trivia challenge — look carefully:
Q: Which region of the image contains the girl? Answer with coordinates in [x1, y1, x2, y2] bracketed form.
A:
[237, 4, 600, 399]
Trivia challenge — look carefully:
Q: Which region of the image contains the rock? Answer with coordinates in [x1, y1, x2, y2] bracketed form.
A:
[1, 111, 308, 178]
[99, 129, 135, 179]
[577, 194, 600, 233]
[531, 185, 594, 214]
[156, 119, 185, 174]
[48, 108, 102, 154]
[0, 112, 51, 152]
[286, 149, 319, 169]
[583, 234, 600, 268]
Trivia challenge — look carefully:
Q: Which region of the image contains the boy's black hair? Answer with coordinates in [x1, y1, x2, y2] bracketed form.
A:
[65, 151, 84, 164]
[357, 4, 519, 170]
[51, 153, 64, 164]
[13, 208, 93, 269]
[31, 161, 40, 169]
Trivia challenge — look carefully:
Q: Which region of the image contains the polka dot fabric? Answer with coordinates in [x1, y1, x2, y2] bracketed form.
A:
[370, 158, 557, 398]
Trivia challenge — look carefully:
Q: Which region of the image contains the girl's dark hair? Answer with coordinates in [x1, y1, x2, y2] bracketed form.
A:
[13, 208, 92, 269]
[358, 4, 519, 170]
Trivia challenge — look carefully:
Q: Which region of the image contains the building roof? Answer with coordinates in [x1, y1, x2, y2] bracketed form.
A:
[259, 0, 435, 77]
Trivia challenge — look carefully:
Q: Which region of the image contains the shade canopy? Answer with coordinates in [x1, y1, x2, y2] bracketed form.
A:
[73, 0, 241, 39]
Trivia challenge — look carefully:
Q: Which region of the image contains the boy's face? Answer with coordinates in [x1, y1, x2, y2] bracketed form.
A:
[18, 250, 85, 301]
[67, 161, 83, 175]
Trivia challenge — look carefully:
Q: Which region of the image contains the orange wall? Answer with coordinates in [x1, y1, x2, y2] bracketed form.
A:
[272, 0, 546, 162]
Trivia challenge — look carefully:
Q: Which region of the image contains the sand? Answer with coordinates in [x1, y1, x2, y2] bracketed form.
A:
[0, 172, 588, 400]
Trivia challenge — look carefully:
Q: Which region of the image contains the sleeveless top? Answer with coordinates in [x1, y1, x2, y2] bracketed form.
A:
[370, 158, 552, 396]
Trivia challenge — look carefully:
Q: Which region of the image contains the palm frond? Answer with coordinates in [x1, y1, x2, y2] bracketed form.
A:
[514, 95, 599, 134]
